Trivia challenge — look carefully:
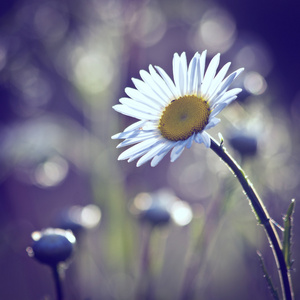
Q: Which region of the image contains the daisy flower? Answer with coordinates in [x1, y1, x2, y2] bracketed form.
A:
[112, 51, 244, 167]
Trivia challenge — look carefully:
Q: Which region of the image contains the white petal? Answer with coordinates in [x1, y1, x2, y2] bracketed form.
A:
[192, 54, 200, 95]
[112, 121, 146, 139]
[140, 69, 169, 105]
[220, 87, 242, 99]
[155, 65, 179, 98]
[170, 140, 187, 162]
[113, 104, 159, 120]
[210, 78, 242, 108]
[223, 67, 244, 87]
[127, 147, 153, 162]
[179, 52, 188, 95]
[142, 122, 158, 131]
[224, 95, 237, 105]
[205, 117, 221, 130]
[200, 131, 211, 148]
[151, 143, 175, 167]
[117, 131, 158, 148]
[112, 132, 126, 140]
[125, 86, 162, 110]
[137, 141, 167, 167]
[213, 68, 244, 100]
[197, 50, 207, 96]
[210, 103, 227, 118]
[124, 120, 146, 132]
[201, 53, 220, 96]
[112, 130, 139, 140]
[149, 65, 174, 100]
[173, 53, 182, 96]
[119, 98, 160, 115]
[186, 134, 195, 149]
[195, 133, 204, 144]
[206, 62, 231, 99]
[118, 137, 158, 160]
[187, 54, 198, 95]
[212, 89, 241, 108]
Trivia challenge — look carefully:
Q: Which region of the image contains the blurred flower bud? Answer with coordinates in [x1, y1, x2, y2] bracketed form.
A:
[131, 190, 179, 227]
[131, 189, 193, 227]
[228, 131, 258, 157]
[27, 228, 76, 266]
[140, 204, 171, 226]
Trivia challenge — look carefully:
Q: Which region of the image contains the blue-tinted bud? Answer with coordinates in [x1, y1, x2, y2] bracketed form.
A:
[28, 228, 76, 266]
[229, 132, 258, 157]
[140, 205, 171, 226]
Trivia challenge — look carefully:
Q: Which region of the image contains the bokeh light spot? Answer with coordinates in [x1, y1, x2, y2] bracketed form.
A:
[81, 205, 102, 228]
[34, 3, 69, 43]
[193, 7, 236, 53]
[74, 52, 113, 95]
[132, 192, 153, 214]
[171, 201, 193, 226]
[34, 156, 69, 187]
[244, 72, 267, 95]
[0, 45, 7, 71]
[130, 5, 166, 47]
[235, 44, 273, 76]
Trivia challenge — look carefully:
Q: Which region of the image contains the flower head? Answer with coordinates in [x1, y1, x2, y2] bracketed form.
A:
[112, 51, 244, 167]
[27, 228, 76, 266]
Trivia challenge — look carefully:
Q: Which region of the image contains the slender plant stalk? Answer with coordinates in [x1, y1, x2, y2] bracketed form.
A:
[257, 250, 280, 300]
[135, 225, 154, 300]
[52, 265, 63, 300]
[210, 137, 293, 300]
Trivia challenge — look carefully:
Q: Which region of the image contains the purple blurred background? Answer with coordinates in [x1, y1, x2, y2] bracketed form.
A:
[0, 0, 300, 299]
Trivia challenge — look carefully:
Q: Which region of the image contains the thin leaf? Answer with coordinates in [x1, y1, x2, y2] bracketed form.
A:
[283, 199, 295, 269]
[257, 251, 280, 300]
[218, 132, 224, 146]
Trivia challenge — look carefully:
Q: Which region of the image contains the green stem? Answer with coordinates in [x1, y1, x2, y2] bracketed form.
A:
[52, 265, 63, 300]
[210, 138, 293, 300]
[135, 225, 154, 300]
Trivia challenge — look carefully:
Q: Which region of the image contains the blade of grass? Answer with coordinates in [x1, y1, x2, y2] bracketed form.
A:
[283, 199, 295, 270]
[257, 251, 280, 300]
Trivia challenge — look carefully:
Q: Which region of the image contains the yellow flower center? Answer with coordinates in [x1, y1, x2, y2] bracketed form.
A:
[158, 95, 210, 141]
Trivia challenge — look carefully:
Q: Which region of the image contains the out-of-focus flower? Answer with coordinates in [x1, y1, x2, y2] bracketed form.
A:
[131, 191, 171, 226]
[112, 51, 243, 167]
[131, 189, 193, 227]
[27, 228, 76, 266]
[140, 204, 171, 226]
[228, 130, 258, 157]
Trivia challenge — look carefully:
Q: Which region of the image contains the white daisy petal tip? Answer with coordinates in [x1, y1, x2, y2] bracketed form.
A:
[112, 104, 119, 111]
[112, 51, 244, 166]
[214, 53, 221, 60]
[111, 133, 120, 140]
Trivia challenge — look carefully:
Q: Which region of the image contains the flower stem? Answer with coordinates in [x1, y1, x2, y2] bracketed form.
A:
[135, 225, 154, 300]
[52, 265, 63, 300]
[209, 137, 293, 300]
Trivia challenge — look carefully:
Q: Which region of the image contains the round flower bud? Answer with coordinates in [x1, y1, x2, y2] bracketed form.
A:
[28, 228, 76, 266]
[228, 131, 258, 157]
[140, 205, 171, 226]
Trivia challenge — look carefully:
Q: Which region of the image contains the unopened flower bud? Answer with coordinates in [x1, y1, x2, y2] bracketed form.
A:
[228, 131, 258, 157]
[27, 228, 76, 266]
[140, 205, 171, 226]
